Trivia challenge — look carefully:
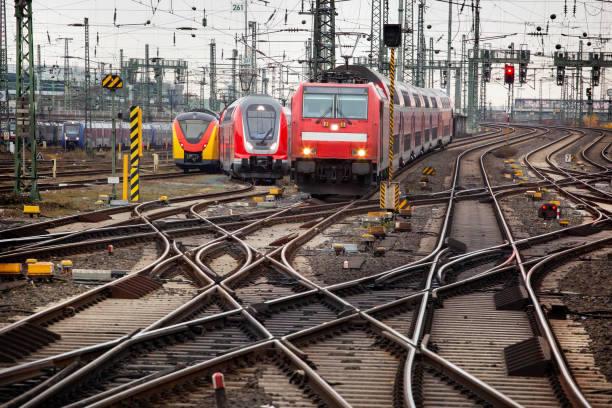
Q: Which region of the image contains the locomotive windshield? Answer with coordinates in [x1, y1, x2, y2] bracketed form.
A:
[245, 104, 277, 143]
[64, 124, 80, 135]
[179, 120, 211, 143]
[303, 86, 368, 120]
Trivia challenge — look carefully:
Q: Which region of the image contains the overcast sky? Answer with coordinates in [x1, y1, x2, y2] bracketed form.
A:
[5, 0, 612, 106]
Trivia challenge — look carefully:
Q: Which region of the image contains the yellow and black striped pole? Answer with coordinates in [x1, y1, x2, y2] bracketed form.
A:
[129, 105, 142, 201]
[380, 47, 397, 210]
[388, 47, 395, 182]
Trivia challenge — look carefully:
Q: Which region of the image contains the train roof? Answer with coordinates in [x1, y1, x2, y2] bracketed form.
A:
[174, 110, 218, 122]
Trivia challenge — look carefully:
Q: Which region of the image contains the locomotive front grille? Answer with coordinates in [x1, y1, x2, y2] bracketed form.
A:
[185, 152, 202, 163]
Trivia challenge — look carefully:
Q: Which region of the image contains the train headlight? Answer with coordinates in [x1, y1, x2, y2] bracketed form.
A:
[269, 142, 277, 151]
[246, 141, 254, 150]
[303, 147, 311, 155]
[357, 149, 366, 157]
[330, 123, 339, 131]
[76, 137, 79, 141]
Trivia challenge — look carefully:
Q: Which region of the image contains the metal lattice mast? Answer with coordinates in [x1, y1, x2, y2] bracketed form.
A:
[36, 43, 41, 100]
[415, 0, 425, 87]
[467, 0, 480, 130]
[249, 21, 257, 91]
[479, 74, 486, 119]
[144, 44, 150, 121]
[312, 0, 335, 80]
[370, 0, 381, 69]
[380, 0, 388, 73]
[84, 18, 91, 138]
[402, 0, 414, 82]
[262, 68, 268, 94]
[231, 48, 238, 101]
[58, 37, 73, 110]
[13, 0, 39, 200]
[199, 66, 206, 109]
[578, 40, 583, 121]
[429, 37, 433, 87]
[209, 40, 217, 111]
[0, 0, 8, 137]
[446, 0, 452, 95]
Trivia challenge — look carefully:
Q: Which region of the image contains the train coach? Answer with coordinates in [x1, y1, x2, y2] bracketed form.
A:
[291, 65, 453, 195]
[61, 121, 85, 149]
[172, 110, 220, 172]
[218, 94, 290, 181]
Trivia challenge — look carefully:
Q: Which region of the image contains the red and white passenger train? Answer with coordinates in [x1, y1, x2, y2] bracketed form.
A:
[219, 94, 291, 181]
[291, 65, 453, 195]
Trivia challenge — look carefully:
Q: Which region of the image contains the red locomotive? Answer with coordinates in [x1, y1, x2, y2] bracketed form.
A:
[218, 94, 291, 181]
[291, 65, 453, 195]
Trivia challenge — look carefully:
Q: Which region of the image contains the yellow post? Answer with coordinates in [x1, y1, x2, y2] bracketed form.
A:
[122, 153, 128, 201]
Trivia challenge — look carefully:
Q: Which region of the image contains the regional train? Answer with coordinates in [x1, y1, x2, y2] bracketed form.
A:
[218, 94, 291, 181]
[291, 65, 453, 195]
[172, 110, 219, 172]
[35, 120, 172, 150]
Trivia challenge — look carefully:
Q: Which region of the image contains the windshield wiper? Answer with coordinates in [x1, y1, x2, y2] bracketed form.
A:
[336, 106, 353, 125]
[315, 106, 333, 124]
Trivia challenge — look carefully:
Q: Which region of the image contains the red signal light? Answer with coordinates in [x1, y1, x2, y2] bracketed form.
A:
[541, 205, 547, 210]
[552, 205, 556, 210]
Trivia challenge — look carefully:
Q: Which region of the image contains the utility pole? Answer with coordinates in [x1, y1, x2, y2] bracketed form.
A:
[538, 78, 543, 122]
[467, 0, 480, 131]
[578, 40, 583, 121]
[401, 0, 414, 83]
[84, 18, 90, 143]
[415, 0, 425, 87]
[36, 44, 41, 101]
[58, 37, 73, 111]
[429, 37, 434, 87]
[209, 40, 217, 111]
[144, 44, 150, 121]
[0, 0, 8, 141]
[446, 0, 452, 95]
[312, 0, 335, 80]
[249, 20, 257, 89]
[14, 0, 39, 200]
[381, 0, 388, 73]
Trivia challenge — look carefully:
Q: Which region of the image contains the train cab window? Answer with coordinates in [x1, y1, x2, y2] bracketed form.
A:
[415, 131, 422, 146]
[178, 119, 212, 143]
[412, 93, 421, 108]
[337, 93, 368, 120]
[222, 107, 235, 123]
[245, 104, 277, 143]
[303, 86, 369, 120]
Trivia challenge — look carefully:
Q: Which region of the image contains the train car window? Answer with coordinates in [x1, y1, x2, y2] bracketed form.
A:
[424, 128, 430, 142]
[337, 94, 368, 120]
[423, 96, 430, 109]
[432, 127, 438, 138]
[432, 98, 438, 109]
[401, 91, 411, 107]
[393, 134, 400, 155]
[415, 131, 421, 146]
[412, 93, 421, 108]
[443, 125, 450, 136]
[403, 132, 411, 151]
[246, 104, 277, 142]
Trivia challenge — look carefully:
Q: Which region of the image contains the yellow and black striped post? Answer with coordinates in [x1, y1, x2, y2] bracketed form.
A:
[388, 47, 395, 182]
[129, 105, 142, 201]
[380, 47, 399, 211]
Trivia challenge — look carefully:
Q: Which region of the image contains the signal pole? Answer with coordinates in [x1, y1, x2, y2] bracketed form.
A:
[209, 40, 217, 111]
[0, 0, 8, 142]
[446, 0, 452, 95]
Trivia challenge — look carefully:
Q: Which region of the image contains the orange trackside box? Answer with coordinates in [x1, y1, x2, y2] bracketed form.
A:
[0, 263, 22, 274]
[27, 262, 54, 276]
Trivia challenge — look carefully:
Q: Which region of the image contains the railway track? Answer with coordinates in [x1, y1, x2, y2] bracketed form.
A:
[0, 124, 610, 407]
